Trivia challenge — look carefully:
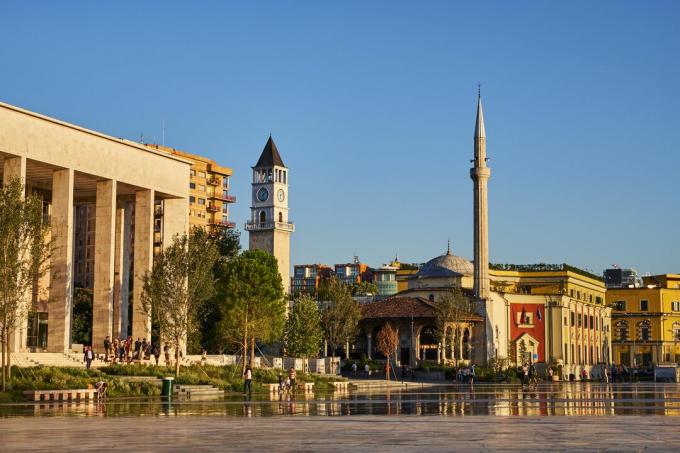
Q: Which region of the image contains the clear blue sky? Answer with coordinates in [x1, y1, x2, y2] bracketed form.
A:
[1, 1, 678, 275]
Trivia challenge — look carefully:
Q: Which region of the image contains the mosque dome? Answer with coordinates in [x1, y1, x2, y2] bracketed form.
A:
[415, 245, 474, 279]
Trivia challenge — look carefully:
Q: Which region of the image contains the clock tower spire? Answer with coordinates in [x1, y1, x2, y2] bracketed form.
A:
[245, 136, 294, 293]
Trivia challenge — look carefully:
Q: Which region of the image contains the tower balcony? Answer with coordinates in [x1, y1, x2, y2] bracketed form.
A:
[245, 221, 295, 233]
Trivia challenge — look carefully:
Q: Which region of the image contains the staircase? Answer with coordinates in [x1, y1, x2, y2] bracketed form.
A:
[173, 384, 224, 399]
[10, 352, 90, 368]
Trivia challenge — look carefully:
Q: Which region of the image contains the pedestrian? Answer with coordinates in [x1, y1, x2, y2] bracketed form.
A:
[364, 363, 370, 378]
[84, 346, 94, 369]
[243, 365, 253, 398]
[141, 338, 148, 359]
[103, 336, 111, 362]
[522, 364, 529, 387]
[581, 368, 588, 381]
[289, 367, 297, 391]
[603, 366, 609, 384]
[134, 338, 142, 360]
[548, 367, 554, 381]
[352, 362, 358, 377]
[469, 364, 475, 386]
[164, 345, 171, 368]
[153, 343, 161, 366]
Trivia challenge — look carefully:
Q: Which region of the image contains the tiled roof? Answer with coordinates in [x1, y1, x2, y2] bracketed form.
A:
[361, 295, 484, 322]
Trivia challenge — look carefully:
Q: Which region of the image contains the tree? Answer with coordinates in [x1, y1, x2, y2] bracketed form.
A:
[351, 281, 378, 296]
[141, 228, 218, 376]
[376, 323, 398, 381]
[284, 295, 323, 358]
[218, 249, 285, 372]
[0, 177, 50, 391]
[71, 288, 93, 346]
[190, 228, 240, 354]
[319, 277, 362, 358]
[433, 287, 473, 366]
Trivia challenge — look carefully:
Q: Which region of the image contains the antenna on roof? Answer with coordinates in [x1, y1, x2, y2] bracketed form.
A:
[139, 131, 144, 144]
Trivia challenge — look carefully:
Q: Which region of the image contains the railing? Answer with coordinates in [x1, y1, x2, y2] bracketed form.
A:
[210, 220, 236, 229]
[207, 178, 220, 186]
[212, 193, 236, 203]
[244, 221, 295, 232]
[207, 203, 219, 212]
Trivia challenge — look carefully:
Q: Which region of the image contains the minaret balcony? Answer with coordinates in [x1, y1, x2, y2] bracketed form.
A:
[245, 220, 295, 232]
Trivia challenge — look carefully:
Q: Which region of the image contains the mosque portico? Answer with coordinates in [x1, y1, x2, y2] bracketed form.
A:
[0, 101, 190, 353]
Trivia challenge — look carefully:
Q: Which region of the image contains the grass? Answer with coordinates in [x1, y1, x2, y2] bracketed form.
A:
[0, 364, 346, 402]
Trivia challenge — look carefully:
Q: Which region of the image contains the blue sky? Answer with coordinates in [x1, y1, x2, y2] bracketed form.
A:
[1, 1, 678, 275]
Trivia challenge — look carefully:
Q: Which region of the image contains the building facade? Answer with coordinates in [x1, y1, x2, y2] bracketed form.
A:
[603, 267, 642, 289]
[290, 264, 333, 296]
[608, 274, 680, 366]
[373, 266, 398, 297]
[245, 136, 294, 293]
[0, 101, 189, 353]
[334, 259, 372, 287]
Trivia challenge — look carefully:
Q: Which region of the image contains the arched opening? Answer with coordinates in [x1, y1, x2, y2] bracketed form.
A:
[259, 211, 266, 226]
[419, 325, 438, 361]
[615, 320, 629, 341]
[278, 212, 283, 223]
[637, 319, 651, 341]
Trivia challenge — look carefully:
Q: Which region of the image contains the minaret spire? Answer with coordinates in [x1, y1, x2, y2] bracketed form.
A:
[471, 90, 491, 301]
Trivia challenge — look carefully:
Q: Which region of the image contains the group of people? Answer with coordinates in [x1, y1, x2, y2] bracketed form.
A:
[102, 335, 163, 365]
[241, 365, 299, 399]
[454, 365, 476, 385]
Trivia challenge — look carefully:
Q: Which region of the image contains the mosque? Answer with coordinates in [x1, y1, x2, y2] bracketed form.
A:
[360, 94, 611, 378]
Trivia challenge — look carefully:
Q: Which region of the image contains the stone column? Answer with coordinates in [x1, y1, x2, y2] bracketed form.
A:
[132, 189, 154, 341]
[92, 180, 116, 353]
[119, 202, 133, 338]
[345, 340, 350, 359]
[3, 156, 28, 352]
[112, 206, 124, 339]
[48, 168, 74, 353]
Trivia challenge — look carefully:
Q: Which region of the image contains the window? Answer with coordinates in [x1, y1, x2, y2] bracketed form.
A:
[278, 212, 283, 222]
[570, 289, 574, 298]
[259, 211, 266, 225]
[577, 291, 581, 300]
[190, 170, 196, 176]
[578, 313, 582, 327]
[673, 322, 680, 341]
[638, 320, 651, 341]
[190, 196, 196, 204]
[222, 215, 228, 223]
[589, 315, 594, 330]
[615, 320, 629, 341]
[222, 177, 229, 188]
[517, 311, 534, 325]
[564, 316, 568, 326]
[197, 198, 205, 205]
[198, 171, 206, 178]
[640, 300, 648, 311]
[673, 301, 680, 312]
[190, 182, 196, 189]
[198, 184, 205, 192]
[570, 312, 575, 327]
[595, 296, 603, 305]
[222, 204, 228, 213]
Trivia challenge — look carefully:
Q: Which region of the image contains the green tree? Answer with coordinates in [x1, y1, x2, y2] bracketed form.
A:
[319, 277, 362, 358]
[0, 177, 50, 390]
[284, 295, 323, 358]
[433, 287, 473, 365]
[351, 281, 378, 296]
[218, 249, 285, 371]
[141, 228, 218, 376]
[71, 288, 93, 346]
[189, 227, 241, 354]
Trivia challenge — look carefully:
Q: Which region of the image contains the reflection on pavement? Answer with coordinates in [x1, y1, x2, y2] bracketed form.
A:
[3, 383, 680, 417]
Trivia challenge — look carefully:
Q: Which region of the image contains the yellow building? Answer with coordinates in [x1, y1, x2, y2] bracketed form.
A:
[388, 258, 419, 293]
[145, 145, 235, 253]
[608, 274, 680, 366]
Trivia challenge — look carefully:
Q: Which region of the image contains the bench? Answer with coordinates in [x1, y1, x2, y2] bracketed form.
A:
[331, 381, 349, 390]
[23, 389, 97, 402]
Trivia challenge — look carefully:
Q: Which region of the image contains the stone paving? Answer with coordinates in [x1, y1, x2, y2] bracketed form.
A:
[1, 415, 680, 452]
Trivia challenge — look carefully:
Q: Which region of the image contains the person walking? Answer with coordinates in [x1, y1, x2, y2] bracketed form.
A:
[153, 343, 161, 366]
[243, 365, 253, 398]
[603, 366, 609, 384]
[352, 362, 358, 377]
[164, 345, 172, 368]
[103, 336, 111, 362]
[288, 367, 297, 392]
[84, 346, 94, 369]
[469, 364, 476, 387]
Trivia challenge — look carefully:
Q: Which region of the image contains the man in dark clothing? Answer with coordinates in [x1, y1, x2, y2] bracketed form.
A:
[103, 336, 111, 362]
[84, 346, 94, 369]
[141, 338, 148, 360]
[134, 338, 142, 360]
[153, 343, 161, 365]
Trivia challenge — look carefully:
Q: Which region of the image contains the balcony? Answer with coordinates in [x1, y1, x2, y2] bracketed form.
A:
[207, 203, 219, 212]
[244, 221, 295, 232]
[207, 177, 220, 186]
[210, 220, 236, 229]
[212, 193, 236, 203]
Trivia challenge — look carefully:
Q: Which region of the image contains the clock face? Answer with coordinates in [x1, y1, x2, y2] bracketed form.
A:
[277, 189, 285, 202]
[257, 187, 269, 202]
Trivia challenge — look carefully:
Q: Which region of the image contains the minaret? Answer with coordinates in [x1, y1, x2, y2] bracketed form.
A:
[470, 89, 490, 300]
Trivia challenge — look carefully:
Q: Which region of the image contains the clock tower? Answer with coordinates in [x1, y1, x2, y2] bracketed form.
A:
[245, 136, 294, 293]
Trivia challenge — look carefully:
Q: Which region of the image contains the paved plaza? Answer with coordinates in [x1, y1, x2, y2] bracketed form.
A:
[1, 415, 680, 452]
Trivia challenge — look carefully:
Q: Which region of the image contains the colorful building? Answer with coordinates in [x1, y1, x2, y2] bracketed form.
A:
[608, 274, 680, 367]
[373, 266, 399, 297]
[291, 264, 333, 296]
[334, 259, 372, 287]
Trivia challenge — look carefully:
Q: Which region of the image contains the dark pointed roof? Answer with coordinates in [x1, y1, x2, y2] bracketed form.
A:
[254, 136, 286, 168]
